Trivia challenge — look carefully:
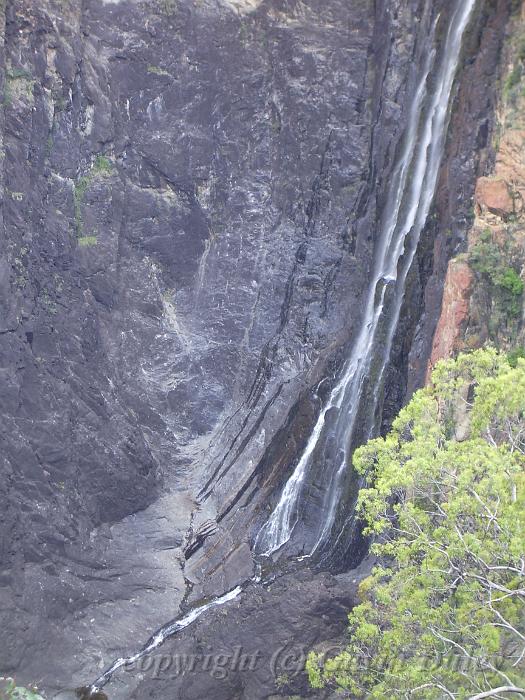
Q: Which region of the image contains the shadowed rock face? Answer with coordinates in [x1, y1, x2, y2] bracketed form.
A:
[429, 1, 525, 369]
[0, 0, 509, 697]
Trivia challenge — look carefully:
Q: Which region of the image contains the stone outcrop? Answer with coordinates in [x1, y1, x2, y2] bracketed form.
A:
[475, 176, 517, 219]
[430, 258, 474, 368]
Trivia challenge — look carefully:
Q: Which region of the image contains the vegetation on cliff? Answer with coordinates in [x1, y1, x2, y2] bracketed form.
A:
[469, 229, 524, 323]
[0, 678, 44, 700]
[307, 350, 525, 698]
[431, 7, 525, 365]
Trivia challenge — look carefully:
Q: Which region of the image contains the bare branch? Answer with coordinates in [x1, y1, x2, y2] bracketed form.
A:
[468, 686, 525, 699]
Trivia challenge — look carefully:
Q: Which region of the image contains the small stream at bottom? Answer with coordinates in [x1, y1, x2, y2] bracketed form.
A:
[63, 2, 478, 696]
[85, 586, 244, 695]
[73, 561, 280, 699]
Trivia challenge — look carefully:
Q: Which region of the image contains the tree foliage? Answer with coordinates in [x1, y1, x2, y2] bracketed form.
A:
[307, 350, 525, 699]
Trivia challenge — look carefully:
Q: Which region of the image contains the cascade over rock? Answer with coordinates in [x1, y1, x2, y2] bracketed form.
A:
[431, 1, 525, 368]
[0, 0, 512, 697]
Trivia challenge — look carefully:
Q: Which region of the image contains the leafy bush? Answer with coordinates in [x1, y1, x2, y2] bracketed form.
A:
[308, 350, 525, 699]
[92, 155, 113, 174]
[0, 678, 45, 700]
[78, 235, 98, 247]
[495, 268, 524, 318]
[504, 64, 522, 99]
[73, 155, 113, 235]
[469, 231, 524, 323]
[508, 346, 525, 367]
[518, 35, 525, 62]
[497, 267, 524, 296]
[469, 229, 501, 276]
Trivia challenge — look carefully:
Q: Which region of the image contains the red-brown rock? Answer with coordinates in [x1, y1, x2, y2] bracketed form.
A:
[428, 258, 473, 376]
[475, 176, 515, 219]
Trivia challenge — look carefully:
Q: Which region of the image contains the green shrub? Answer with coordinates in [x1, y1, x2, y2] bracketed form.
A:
[73, 175, 90, 235]
[93, 155, 113, 174]
[308, 350, 525, 699]
[159, 0, 176, 14]
[469, 231, 524, 323]
[505, 64, 522, 91]
[73, 155, 113, 235]
[518, 35, 525, 62]
[496, 266, 524, 296]
[78, 235, 97, 247]
[7, 68, 32, 81]
[469, 229, 501, 276]
[147, 65, 170, 76]
[495, 267, 524, 317]
[0, 678, 45, 699]
[504, 64, 522, 103]
[508, 346, 525, 367]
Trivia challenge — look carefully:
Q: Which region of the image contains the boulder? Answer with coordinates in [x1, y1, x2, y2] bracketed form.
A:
[475, 176, 515, 219]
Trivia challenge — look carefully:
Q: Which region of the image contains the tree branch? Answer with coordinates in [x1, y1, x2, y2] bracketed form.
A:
[468, 686, 525, 699]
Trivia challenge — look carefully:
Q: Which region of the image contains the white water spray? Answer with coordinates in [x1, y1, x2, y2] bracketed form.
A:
[85, 3, 478, 694]
[89, 586, 243, 694]
[255, 0, 477, 557]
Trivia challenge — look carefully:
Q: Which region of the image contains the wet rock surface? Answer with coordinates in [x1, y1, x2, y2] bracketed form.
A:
[125, 562, 372, 700]
[0, 0, 511, 698]
[402, 0, 510, 397]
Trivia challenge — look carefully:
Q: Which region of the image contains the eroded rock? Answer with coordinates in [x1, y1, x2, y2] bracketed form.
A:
[475, 176, 516, 219]
[429, 258, 474, 370]
[0, 0, 512, 697]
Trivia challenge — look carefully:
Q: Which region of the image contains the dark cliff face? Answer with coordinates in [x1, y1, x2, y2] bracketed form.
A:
[0, 0, 510, 697]
[386, 0, 510, 420]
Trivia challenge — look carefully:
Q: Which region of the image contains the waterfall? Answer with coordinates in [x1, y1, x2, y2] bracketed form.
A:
[84, 3, 479, 694]
[255, 0, 477, 558]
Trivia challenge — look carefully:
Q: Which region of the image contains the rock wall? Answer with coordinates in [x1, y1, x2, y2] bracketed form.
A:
[0, 0, 513, 697]
[399, 0, 512, 398]
[430, 1, 525, 369]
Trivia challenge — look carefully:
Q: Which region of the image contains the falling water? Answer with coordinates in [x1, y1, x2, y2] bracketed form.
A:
[84, 2, 478, 693]
[255, 0, 477, 557]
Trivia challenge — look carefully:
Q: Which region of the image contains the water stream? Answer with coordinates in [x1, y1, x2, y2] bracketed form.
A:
[255, 0, 477, 558]
[87, 585, 244, 694]
[85, 1, 477, 694]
